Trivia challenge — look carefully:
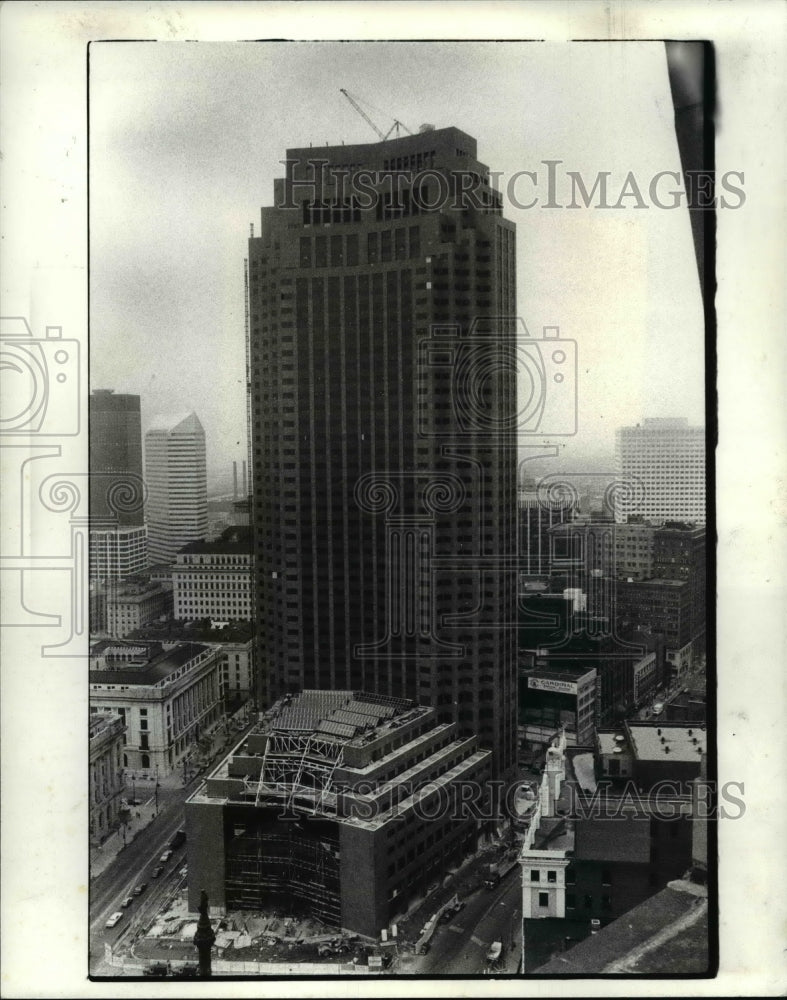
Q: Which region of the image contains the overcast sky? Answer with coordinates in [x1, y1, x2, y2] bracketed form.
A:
[88, 40, 704, 485]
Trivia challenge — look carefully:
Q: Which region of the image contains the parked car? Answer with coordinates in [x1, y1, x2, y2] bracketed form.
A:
[121, 895, 134, 909]
[132, 882, 147, 896]
[172, 963, 198, 978]
[152, 865, 164, 879]
[159, 849, 173, 863]
[179, 866, 188, 877]
[105, 912, 123, 929]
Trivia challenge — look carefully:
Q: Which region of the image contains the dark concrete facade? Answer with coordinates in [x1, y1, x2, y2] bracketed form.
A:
[89, 389, 144, 526]
[249, 127, 518, 778]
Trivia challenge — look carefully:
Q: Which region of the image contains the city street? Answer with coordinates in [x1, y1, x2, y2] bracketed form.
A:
[89, 713, 255, 975]
[416, 865, 522, 975]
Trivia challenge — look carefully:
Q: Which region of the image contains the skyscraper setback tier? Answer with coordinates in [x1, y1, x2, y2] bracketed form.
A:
[249, 127, 518, 777]
[145, 411, 208, 566]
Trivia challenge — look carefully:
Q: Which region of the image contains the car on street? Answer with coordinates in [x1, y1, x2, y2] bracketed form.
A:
[121, 895, 134, 909]
[439, 895, 466, 922]
[486, 940, 503, 965]
[105, 912, 124, 929]
[152, 865, 164, 878]
[160, 849, 173, 863]
[179, 865, 188, 877]
[133, 882, 147, 896]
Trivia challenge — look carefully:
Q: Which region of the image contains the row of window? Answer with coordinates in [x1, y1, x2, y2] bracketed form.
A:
[297, 226, 422, 268]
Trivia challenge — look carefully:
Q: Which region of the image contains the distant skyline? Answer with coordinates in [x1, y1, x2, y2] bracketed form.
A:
[89, 41, 705, 483]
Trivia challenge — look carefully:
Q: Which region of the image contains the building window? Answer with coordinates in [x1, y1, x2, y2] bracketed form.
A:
[538, 892, 549, 908]
[602, 895, 612, 911]
[566, 869, 576, 885]
[547, 870, 557, 883]
[141, 753, 150, 769]
[566, 893, 576, 909]
[584, 894, 593, 909]
[601, 869, 612, 886]
[530, 870, 540, 882]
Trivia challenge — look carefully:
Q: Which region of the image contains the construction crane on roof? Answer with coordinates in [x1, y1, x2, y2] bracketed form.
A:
[339, 88, 412, 141]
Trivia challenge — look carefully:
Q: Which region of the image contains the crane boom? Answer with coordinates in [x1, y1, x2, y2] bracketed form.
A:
[340, 88, 386, 141]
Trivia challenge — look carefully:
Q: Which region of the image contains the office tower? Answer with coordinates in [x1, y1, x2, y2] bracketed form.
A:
[518, 487, 575, 579]
[89, 526, 148, 582]
[145, 411, 207, 565]
[614, 418, 705, 525]
[90, 389, 144, 524]
[249, 127, 517, 776]
[89, 389, 147, 579]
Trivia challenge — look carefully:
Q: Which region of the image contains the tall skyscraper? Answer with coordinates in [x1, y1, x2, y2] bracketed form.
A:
[89, 389, 147, 579]
[249, 126, 518, 776]
[614, 418, 706, 524]
[90, 389, 144, 524]
[145, 411, 207, 565]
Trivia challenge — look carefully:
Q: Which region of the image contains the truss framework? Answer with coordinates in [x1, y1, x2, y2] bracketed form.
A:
[251, 731, 346, 814]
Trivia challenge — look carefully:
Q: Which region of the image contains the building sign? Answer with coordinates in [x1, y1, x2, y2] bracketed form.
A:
[528, 677, 577, 695]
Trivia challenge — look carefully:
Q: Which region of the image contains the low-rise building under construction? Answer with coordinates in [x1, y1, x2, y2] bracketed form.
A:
[186, 689, 492, 938]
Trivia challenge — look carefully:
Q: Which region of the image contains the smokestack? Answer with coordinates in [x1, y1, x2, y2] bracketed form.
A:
[233, 461, 238, 500]
[241, 460, 247, 498]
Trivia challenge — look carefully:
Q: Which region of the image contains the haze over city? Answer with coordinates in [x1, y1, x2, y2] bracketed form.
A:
[89, 41, 704, 487]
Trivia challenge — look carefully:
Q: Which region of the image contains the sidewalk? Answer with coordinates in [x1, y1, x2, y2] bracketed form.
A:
[90, 782, 163, 880]
[89, 714, 251, 881]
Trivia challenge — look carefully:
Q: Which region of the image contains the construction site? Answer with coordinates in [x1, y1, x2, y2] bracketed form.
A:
[185, 689, 493, 938]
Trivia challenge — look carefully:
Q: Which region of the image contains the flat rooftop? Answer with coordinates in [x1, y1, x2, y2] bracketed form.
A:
[89, 641, 210, 686]
[534, 880, 708, 974]
[260, 689, 427, 747]
[522, 666, 597, 683]
[597, 730, 629, 756]
[626, 722, 706, 762]
[129, 619, 253, 645]
[177, 525, 251, 556]
[108, 582, 168, 603]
